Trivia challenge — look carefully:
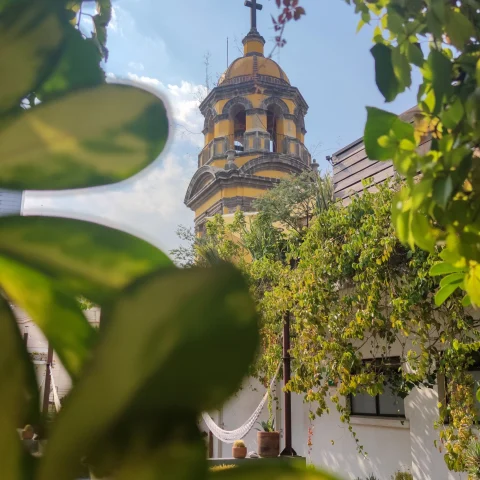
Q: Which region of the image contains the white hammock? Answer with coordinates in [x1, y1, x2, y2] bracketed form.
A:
[49, 367, 62, 412]
[202, 364, 281, 444]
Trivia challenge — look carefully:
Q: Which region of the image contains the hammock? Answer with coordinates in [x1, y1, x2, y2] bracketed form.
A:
[49, 367, 62, 412]
[202, 364, 281, 444]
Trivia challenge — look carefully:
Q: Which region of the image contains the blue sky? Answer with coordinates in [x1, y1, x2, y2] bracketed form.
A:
[25, 0, 420, 253]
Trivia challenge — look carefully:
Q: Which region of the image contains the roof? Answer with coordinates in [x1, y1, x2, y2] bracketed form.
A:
[219, 55, 290, 86]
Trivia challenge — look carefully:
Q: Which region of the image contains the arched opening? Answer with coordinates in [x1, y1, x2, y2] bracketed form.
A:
[266, 104, 284, 153]
[231, 105, 246, 152]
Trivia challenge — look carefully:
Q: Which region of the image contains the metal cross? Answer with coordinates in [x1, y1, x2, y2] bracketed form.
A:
[245, 0, 263, 31]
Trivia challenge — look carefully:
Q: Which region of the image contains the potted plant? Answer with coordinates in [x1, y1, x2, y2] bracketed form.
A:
[232, 439, 247, 459]
[256, 418, 279, 458]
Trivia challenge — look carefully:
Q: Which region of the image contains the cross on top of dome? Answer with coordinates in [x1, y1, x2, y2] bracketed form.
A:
[245, 0, 263, 33]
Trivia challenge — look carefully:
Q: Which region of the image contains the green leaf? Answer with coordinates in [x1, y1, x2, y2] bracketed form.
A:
[411, 211, 437, 252]
[0, 1, 65, 115]
[38, 25, 104, 102]
[371, 43, 400, 102]
[439, 272, 465, 288]
[207, 463, 342, 480]
[445, 11, 474, 49]
[465, 264, 480, 306]
[429, 262, 464, 277]
[0, 255, 96, 378]
[386, 11, 404, 35]
[0, 295, 39, 479]
[364, 107, 415, 161]
[0, 83, 169, 190]
[435, 282, 461, 306]
[391, 47, 412, 90]
[433, 175, 454, 209]
[441, 98, 464, 130]
[0, 216, 173, 303]
[407, 43, 424, 67]
[38, 264, 259, 480]
[428, 50, 453, 115]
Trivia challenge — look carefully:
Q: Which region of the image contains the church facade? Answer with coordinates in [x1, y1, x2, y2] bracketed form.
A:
[184, 8, 313, 231]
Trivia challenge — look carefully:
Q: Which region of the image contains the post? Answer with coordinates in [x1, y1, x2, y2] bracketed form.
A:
[281, 312, 296, 456]
[23, 326, 28, 346]
[42, 344, 54, 417]
[208, 431, 214, 459]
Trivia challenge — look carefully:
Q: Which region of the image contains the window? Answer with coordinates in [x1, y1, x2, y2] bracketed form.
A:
[350, 358, 405, 418]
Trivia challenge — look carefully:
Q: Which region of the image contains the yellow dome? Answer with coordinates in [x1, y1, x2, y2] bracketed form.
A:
[219, 55, 290, 85]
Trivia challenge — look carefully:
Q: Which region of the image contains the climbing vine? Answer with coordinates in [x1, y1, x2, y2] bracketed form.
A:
[201, 180, 480, 472]
[276, 0, 480, 306]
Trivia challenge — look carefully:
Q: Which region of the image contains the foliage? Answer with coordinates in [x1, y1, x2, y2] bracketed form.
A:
[0, 2, 343, 480]
[355, 475, 378, 480]
[232, 440, 246, 448]
[170, 225, 197, 268]
[211, 179, 478, 471]
[391, 471, 413, 480]
[278, 0, 480, 309]
[256, 419, 276, 433]
[465, 439, 480, 480]
[253, 171, 333, 236]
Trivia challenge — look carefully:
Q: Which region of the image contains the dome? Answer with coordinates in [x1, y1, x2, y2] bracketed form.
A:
[219, 55, 290, 86]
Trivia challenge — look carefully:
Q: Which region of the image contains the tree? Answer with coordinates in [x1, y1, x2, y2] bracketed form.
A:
[253, 170, 333, 235]
[254, 182, 478, 471]
[276, 0, 480, 307]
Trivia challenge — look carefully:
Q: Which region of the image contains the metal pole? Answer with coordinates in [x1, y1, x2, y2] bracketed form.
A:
[42, 344, 54, 417]
[280, 312, 296, 456]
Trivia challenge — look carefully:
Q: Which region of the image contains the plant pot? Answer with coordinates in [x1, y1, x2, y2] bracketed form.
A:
[232, 446, 247, 459]
[257, 431, 280, 458]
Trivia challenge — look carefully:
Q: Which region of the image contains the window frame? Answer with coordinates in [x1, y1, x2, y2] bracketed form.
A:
[349, 357, 406, 419]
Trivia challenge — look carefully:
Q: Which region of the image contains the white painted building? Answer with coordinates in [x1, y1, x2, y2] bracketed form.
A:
[206, 373, 467, 480]
[14, 306, 101, 410]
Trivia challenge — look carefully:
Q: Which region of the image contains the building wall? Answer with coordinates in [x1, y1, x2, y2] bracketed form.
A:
[331, 107, 429, 203]
[14, 305, 101, 408]
[212, 378, 466, 480]
[0, 189, 23, 216]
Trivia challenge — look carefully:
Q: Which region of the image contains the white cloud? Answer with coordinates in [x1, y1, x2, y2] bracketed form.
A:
[128, 61, 145, 71]
[122, 73, 206, 148]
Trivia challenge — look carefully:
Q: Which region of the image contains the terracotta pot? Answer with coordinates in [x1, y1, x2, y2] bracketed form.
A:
[257, 431, 280, 458]
[232, 446, 247, 459]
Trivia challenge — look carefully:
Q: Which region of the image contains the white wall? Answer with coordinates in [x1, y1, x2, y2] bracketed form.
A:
[14, 306, 101, 407]
[212, 377, 469, 480]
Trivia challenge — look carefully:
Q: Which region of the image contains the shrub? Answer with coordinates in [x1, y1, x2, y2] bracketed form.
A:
[391, 471, 413, 480]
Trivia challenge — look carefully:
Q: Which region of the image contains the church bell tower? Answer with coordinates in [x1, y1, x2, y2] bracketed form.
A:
[184, 1, 311, 231]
